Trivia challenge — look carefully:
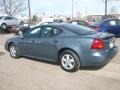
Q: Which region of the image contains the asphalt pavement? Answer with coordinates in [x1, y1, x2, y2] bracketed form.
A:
[0, 34, 120, 90]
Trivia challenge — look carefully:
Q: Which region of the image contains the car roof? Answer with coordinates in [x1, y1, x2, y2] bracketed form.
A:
[67, 19, 87, 22]
[0, 16, 14, 18]
[102, 18, 119, 21]
[40, 23, 71, 27]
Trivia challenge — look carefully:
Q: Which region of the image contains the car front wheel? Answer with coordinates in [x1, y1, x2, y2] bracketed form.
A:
[60, 50, 80, 72]
[1, 23, 7, 30]
[9, 43, 20, 59]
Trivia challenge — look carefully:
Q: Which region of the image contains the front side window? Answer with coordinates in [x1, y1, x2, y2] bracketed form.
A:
[4, 17, 12, 20]
[24, 26, 42, 38]
[71, 21, 77, 25]
[43, 27, 53, 37]
[42, 26, 62, 37]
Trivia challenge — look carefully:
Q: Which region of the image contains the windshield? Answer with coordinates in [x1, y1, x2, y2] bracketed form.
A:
[61, 24, 94, 35]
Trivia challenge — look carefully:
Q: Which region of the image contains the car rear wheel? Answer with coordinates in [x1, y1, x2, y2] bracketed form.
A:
[9, 43, 20, 59]
[60, 50, 80, 72]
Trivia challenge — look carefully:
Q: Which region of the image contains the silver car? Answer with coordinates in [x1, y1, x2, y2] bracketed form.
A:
[5, 23, 118, 72]
[0, 16, 19, 30]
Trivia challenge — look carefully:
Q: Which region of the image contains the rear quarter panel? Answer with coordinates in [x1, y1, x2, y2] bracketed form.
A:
[60, 36, 93, 65]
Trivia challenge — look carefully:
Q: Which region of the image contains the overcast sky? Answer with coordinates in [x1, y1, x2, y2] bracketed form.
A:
[25, 0, 120, 16]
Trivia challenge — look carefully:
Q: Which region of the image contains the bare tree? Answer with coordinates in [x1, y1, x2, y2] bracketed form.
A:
[0, 0, 26, 16]
[101, 0, 120, 15]
[109, 6, 118, 14]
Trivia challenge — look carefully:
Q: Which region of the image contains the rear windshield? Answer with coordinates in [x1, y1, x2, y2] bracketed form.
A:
[61, 24, 94, 35]
[0, 17, 3, 20]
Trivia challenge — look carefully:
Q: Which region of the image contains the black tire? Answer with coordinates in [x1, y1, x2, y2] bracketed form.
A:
[9, 43, 20, 59]
[1, 23, 7, 30]
[60, 50, 80, 72]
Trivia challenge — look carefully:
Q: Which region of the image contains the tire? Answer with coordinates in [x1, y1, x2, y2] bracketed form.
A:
[1, 23, 7, 30]
[60, 50, 80, 72]
[9, 43, 20, 59]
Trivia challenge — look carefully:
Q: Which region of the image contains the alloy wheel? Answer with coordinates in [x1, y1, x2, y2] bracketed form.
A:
[61, 54, 75, 70]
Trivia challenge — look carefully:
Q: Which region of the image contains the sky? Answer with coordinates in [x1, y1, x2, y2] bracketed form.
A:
[24, 0, 120, 16]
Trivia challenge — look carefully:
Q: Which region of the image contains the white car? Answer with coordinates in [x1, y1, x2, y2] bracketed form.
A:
[0, 16, 19, 30]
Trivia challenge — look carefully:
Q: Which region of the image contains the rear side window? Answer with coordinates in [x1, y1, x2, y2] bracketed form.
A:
[105, 20, 117, 26]
[0, 17, 3, 20]
[62, 24, 93, 35]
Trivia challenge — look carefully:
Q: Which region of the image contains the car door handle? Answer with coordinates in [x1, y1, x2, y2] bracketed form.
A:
[53, 40, 58, 43]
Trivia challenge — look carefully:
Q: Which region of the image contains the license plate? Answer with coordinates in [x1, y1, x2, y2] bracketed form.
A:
[110, 42, 114, 48]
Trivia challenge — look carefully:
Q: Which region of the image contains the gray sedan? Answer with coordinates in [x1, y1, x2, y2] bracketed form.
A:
[5, 23, 118, 72]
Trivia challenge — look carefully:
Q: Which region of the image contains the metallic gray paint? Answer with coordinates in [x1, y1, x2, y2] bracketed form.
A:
[5, 23, 118, 67]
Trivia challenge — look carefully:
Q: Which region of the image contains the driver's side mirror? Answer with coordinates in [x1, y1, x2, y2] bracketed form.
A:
[18, 30, 24, 39]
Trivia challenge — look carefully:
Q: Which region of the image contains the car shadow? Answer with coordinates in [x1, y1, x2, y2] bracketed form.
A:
[22, 56, 59, 66]
[22, 56, 106, 71]
[80, 66, 103, 71]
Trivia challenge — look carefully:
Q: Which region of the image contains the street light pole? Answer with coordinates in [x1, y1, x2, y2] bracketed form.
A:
[105, 0, 108, 15]
[72, 0, 74, 19]
[28, 0, 31, 24]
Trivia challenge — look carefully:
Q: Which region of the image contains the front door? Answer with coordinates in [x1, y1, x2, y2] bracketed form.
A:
[19, 26, 42, 57]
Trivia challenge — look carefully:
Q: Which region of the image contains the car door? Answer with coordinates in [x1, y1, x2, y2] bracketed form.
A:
[18, 26, 43, 57]
[4, 17, 12, 26]
[34, 26, 62, 62]
[11, 17, 18, 25]
[103, 20, 119, 35]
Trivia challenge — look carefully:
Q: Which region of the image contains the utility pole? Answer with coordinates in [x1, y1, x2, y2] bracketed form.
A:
[72, 0, 74, 19]
[28, 0, 31, 24]
[105, 0, 108, 15]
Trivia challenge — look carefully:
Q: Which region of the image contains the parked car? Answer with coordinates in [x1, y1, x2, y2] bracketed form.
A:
[67, 20, 90, 27]
[0, 16, 19, 32]
[16, 22, 55, 35]
[90, 18, 120, 37]
[5, 23, 117, 72]
[15, 23, 30, 35]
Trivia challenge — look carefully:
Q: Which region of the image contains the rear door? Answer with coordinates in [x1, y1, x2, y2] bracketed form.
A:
[34, 26, 62, 61]
[11, 17, 18, 25]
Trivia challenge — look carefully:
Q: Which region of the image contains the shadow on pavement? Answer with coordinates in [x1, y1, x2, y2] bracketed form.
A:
[22, 56, 104, 71]
[22, 56, 58, 66]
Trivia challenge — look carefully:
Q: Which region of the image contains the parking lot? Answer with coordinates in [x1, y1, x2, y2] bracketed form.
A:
[0, 33, 120, 90]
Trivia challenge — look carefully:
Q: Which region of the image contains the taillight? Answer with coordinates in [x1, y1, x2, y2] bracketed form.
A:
[94, 26, 100, 31]
[91, 38, 105, 49]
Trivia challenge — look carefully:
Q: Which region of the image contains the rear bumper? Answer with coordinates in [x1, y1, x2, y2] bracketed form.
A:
[81, 46, 118, 67]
